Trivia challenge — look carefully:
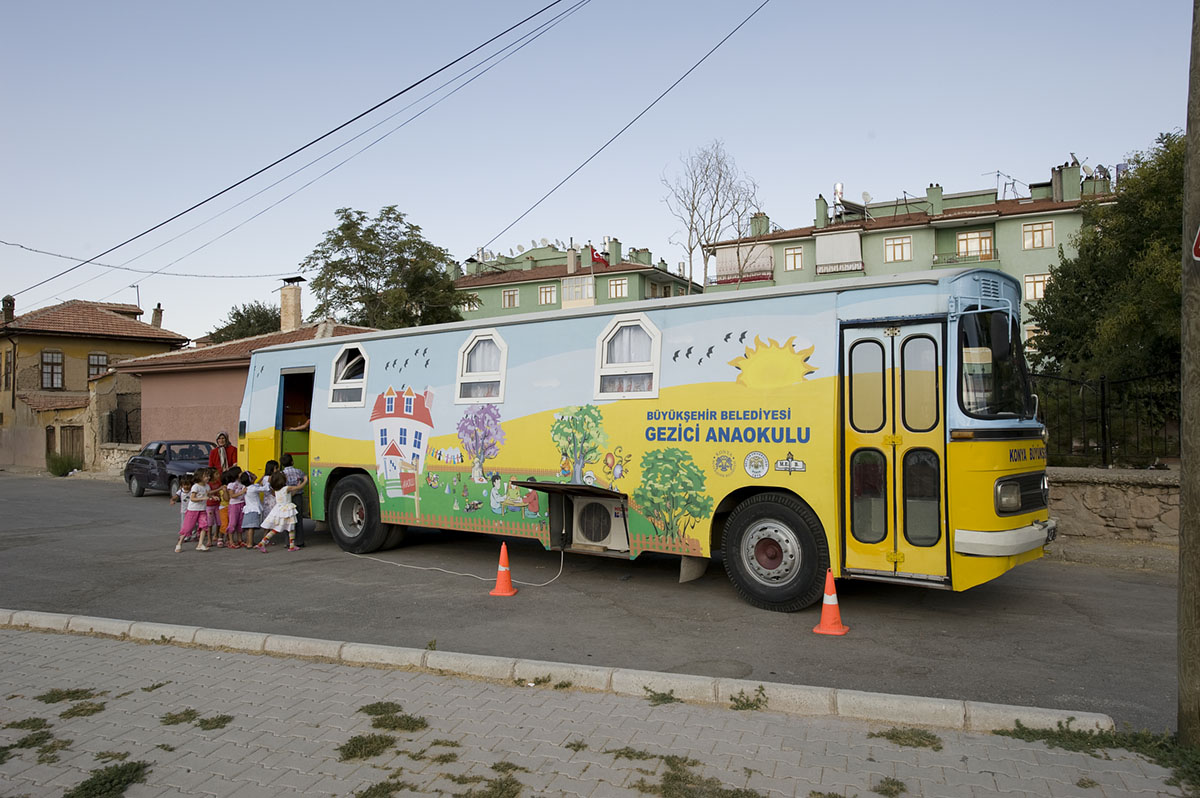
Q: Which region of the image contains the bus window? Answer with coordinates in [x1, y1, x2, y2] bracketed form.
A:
[901, 336, 938, 433]
[959, 309, 1032, 418]
[850, 449, 887, 544]
[903, 449, 941, 546]
[849, 340, 885, 433]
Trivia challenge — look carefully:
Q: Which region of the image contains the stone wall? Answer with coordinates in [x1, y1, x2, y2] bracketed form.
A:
[1048, 466, 1179, 545]
[96, 443, 141, 477]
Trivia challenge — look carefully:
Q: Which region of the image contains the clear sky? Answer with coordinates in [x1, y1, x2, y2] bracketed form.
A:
[1, 0, 1189, 340]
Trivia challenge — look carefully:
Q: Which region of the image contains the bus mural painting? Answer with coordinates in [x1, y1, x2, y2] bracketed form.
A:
[238, 268, 1057, 611]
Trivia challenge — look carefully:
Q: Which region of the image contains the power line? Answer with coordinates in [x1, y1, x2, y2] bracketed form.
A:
[12, 0, 569, 298]
[483, 0, 774, 251]
[0, 239, 294, 278]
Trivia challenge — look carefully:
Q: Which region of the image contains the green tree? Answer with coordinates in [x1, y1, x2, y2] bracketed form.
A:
[206, 301, 281, 343]
[549, 405, 607, 485]
[633, 448, 714, 539]
[1028, 133, 1184, 379]
[301, 206, 466, 329]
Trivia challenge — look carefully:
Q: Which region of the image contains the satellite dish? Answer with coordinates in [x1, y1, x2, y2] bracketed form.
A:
[834, 182, 844, 202]
[1082, 165, 1094, 177]
[517, 244, 525, 253]
[861, 191, 872, 205]
[508, 248, 514, 256]
[540, 237, 549, 247]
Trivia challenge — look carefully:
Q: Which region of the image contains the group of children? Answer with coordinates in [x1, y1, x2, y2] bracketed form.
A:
[172, 457, 304, 553]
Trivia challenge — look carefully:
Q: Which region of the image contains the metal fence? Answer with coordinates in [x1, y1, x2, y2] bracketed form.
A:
[1029, 371, 1181, 467]
[105, 407, 140, 445]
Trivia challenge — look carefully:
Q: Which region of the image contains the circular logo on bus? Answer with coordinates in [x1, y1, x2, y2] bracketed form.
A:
[744, 451, 769, 479]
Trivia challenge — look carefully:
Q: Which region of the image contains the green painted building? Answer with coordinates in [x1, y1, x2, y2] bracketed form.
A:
[707, 162, 1114, 342]
[453, 238, 701, 320]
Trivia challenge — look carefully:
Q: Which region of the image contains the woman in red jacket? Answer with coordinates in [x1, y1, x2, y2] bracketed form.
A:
[208, 432, 237, 472]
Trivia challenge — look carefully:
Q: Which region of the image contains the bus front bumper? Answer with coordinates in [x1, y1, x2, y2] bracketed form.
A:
[954, 519, 1057, 557]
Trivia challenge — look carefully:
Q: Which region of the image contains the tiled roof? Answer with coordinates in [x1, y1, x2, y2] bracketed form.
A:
[114, 320, 374, 371]
[18, 393, 90, 411]
[1, 300, 188, 344]
[455, 260, 695, 289]
[709, 197, 1093, 247]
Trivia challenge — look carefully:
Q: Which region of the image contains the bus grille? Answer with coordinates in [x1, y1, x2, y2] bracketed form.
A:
[1015, 472, 1047, 512]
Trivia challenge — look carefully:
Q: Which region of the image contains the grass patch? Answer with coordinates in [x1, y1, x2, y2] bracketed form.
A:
[867, 727, 943, 751]
[643, 686, 681, 706]
[14, 730, 54, 749]
[354, 781, 419, 798]
[490, 761, 530, 773]
[37, 737, 72, 764]
[196, 714, 233, 730]
[631, 753, 762, 797]
[62, 760, 150, 798]
[338, 734, 396, 761]
[35, 688, 99, 704]
[994, 719, 1200, 794]
[359, 701, 405, 717]
[431, 752, 459, 764]
[729, 685, 768, 711]
[60, 701, 106, 719]
[872, 776, 907, 797]
[455, 773, 522, 797]
[95, 751, 130, 762]
[140, 682, 170, 693]
[553, 680, 572, 690]
[1077, 776, 1099, 788]
[606, 746, 660, 761]
[0, 748, 11, 765]
[431, 739, 461, 747]
[4, 718, 50, 730]
[155, 743, 175, 752]
[446, 773, 486, 784]
[114, 691, 134, 699]
[426, 639, 437, 650]
[160, 708, 199, 726]
[809, 793, 845, 798]
[372, 713, 429, 732]
[565, 739, 588, 752]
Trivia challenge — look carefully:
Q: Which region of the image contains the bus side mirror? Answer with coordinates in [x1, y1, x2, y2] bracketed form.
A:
[990, 313, 1011, 360]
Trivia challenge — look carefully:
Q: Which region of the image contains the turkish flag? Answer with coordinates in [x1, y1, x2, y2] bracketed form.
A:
[591, 248, 608, 266]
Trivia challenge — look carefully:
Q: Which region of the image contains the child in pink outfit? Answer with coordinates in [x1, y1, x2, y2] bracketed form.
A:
[175, 467, 212, 552]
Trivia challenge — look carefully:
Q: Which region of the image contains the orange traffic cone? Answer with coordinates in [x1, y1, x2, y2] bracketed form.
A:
[489, 542, 518, 597]
[812, 569, 848, 635]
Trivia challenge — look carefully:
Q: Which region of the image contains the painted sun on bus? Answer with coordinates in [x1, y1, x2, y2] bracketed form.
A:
[238, 267, 1056, 611]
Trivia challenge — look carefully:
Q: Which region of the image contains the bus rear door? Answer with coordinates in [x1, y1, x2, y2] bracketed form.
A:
[841, 323, 948, 582]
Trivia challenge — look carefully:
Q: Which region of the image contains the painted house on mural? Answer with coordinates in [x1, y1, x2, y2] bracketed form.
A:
[0, 295, 187, 467]
[370, 385, 434, 498]
[705, 161, 1115, 343]
[454, 237, 701, 319]
[115, 281, 372, 468]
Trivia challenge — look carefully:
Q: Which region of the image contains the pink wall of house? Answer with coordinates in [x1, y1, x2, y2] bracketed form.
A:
[140, 367, 249, 446]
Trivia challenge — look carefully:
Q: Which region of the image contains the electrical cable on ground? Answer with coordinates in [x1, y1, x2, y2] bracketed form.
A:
[12, 0, 569, 299]
[346, 549, 565, 588]
[482, 0, 773, 251]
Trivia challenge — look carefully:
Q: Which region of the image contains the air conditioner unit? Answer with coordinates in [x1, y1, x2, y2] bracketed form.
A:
[571, 497, 629, 552]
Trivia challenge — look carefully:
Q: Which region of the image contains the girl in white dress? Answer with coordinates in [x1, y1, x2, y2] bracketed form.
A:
[255, 470, 304, 552]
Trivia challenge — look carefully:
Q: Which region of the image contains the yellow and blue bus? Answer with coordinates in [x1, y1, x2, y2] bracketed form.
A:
[238, 267, 1054, 611]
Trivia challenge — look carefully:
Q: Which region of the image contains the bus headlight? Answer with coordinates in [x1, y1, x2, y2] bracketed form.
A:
[995, 481, 1022, 513]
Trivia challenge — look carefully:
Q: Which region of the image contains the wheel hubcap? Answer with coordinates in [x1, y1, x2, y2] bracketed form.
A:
[741, 519, 801, 586]
[337, 495, 365, 539]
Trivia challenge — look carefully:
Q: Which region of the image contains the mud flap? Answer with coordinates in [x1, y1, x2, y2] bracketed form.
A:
[679, 555, 709, 583]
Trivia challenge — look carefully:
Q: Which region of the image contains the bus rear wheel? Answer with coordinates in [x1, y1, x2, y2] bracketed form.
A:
[328, 474, 387, 553]
[723, 493, 827, 612]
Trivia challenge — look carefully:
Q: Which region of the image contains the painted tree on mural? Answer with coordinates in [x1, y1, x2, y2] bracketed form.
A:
[457, 404, 505, 483]
[549, 405, 607, 485]
[634, 448, 714, 539]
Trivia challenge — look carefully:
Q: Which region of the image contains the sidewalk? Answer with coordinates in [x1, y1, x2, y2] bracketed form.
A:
[0, 612, 1182, 798]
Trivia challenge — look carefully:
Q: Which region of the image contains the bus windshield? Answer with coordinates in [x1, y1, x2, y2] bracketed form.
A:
[959, 309, 1032, 419]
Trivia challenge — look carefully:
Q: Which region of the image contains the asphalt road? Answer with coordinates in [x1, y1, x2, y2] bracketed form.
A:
[0, 471, 1178, 731]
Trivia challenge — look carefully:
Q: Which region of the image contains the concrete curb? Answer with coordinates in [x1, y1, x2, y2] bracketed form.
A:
[0, 608, 1115, 732]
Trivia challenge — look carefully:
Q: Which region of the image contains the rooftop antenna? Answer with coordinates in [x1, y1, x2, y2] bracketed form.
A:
[982, 170, 1028, 199]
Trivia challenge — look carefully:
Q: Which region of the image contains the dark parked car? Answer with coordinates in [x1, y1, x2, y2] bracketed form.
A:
[124, 440, 215, 497]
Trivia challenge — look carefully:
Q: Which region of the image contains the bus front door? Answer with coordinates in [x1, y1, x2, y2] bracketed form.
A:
[841, 323, 948, 583]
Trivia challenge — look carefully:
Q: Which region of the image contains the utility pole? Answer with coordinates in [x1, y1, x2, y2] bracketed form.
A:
[1180, 0, 1200, 747]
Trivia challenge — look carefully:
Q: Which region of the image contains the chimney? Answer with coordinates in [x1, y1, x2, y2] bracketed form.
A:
[750, 212, 769, 237]
[281, 276, 305, 332]
[150, 303, 163, 328]
[2, 295, 13, 324]
[814, 194, 828, 229]
[1061, 163, 1081, 202]
[926, 183, 943, 216]
[567, 247, 578, 274]
[1051, 165, 1064, 202]
[608, 238, 622, 266]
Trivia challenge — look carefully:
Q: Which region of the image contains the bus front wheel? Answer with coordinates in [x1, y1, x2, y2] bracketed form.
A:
[328, 474, 387, 554]
[723, 493, 827, 612]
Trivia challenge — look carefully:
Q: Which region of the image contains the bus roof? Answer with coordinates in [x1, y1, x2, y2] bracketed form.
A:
[252, 266, 1005, 355]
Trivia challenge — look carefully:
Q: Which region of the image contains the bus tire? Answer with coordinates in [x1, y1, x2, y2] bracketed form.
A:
[381, 523, 407, 550]
[722, 493, 827, 612]
[328, 474, 387, 553]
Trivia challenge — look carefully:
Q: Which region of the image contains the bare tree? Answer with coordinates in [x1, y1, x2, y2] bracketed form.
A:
[662, 141, 760, 292]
